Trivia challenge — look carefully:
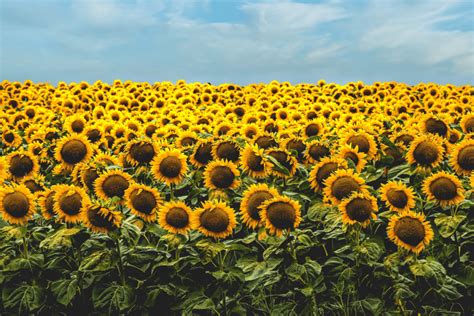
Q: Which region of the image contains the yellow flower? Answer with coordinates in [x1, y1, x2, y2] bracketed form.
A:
[406, 134, 444, 173]
[151, 149, 187, 186]
[449, 139, 474, 176]
[260, 195, 302, 237]
[204, 160, 240, 190]
[309, 157, 347, 192]
[53, 185, 90, 223]
[240, 184, 279, 229]
[380, 181, 416, 213]
[0, 184, 35, 225]
[339, 191, 377, 227]
[422, 171, 464, 207]
[54, 134, 93, 168]
[94, 169, 133, 201]
[158, 201, 193, 234]
[323, 169, 367, 205]
[124, 183, 162, 222]
[191, 200, 237, 239]
[387, 211, 434, 254]
[82, 204, 122, 234]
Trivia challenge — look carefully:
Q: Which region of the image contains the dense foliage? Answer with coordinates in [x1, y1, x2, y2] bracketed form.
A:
[0, 80, 473, 315]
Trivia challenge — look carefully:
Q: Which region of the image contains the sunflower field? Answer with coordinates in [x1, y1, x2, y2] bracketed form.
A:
[0, 79, 472, 315]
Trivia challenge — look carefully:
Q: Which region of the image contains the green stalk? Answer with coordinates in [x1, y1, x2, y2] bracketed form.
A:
[22, 236, 29, 259]
[115, 238, 126, 286]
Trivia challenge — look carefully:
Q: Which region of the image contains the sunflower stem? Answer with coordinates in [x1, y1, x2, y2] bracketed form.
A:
[115, 238, 126, 286]
[170, 184, 175, 201]
[22, 235, 29, 259]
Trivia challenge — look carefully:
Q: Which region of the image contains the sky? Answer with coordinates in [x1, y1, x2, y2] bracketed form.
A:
[0, 0, 473, 85]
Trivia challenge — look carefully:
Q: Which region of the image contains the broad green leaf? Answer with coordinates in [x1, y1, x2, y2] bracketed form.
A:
[2, 284, 45, 312]
[51, 278, 79, 306]
[79, 250, 113, 272]
[40, 227, 82, 249]
[434, 214, 466, 238]
[93, 284, 135, 312]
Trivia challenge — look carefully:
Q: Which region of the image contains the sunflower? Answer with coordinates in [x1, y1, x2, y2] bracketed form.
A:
[126, 139, 158, 166]
[323, 169, 366, 205]
[380, 181, 416, 212]
[190, 140, 213, 168]
[124, 183, 162, 222]
[240, 144, 270, 178]
[204, 160, 240, 190]
[421, 114, 449, 137]
[309, 157, 347, 192]
[387, 211, 434, 254]
[253, 132, 278, 149]
[38, 188, 56, 220]
[2, 127, 22, 148]
[341, 130, 378, 159]
[240, 184, 279, 229]
[212, 139, 241, 162]
[304, 140, 331, 164]
[53, 185, 90, 223]
[338, 144, 367, 172]
[94, 169, 133, 201]
[460, 113, 474, 133]
[22, 174, 45, 194]
[55, 134, 93, 168]
[282, 136, 306, 162]
[303, 119, 324, 138]
[82, 204, 123, 234]
[406, 134, 444, 172]
[449, 139, 474, 176]
[260, 195, 302, 237]
[339, 191, 377, 227]
[7, 150, 39, 180]
[151, 149, 187, 186]
[176, 131, 199, 148]
[158, 201, 193, 234]
[422, 171, 464, 207]
[65, 114, 87, 134]
[0, 184, 35, 225]
[265, 148, 298, 178]
[191, 200, 237, 238]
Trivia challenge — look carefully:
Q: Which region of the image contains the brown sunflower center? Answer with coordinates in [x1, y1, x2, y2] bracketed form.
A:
[24, 179, 42, 193]
[165, 207, 189, 228]
[71, 120, 85, 133]
[425, 118, 447, 136]
[200, 207, 230, 233]
[305, 124, 319, 137]
[215, 142, 240, 162]
[457, 145, 474, 171]
[396, 134, 414, 146]
[346, 198, 373, 222]
[429, 177, 457, 200]
[347, 135, 370, 154]
[61, 140, 88, 164]
[145, 125, 157, 137]
[45, 192, 55, 216]
[87, 207, 114, 228]
[130, 189, 157, 214]
[286, 140, 305, 160]
[181, 137, 197, 147]
[102, 175, 129, 198]
[246, 191, 273, 220]
[386, 188, 408, 208]
[344, 152, 359, 166]
[159, 156, 183, 178]
[3, 191, 29, 218]
[130, 143, 155, 163]
[255, 136, 277, 149]
[268, 151, 292, 171]
[316, 162, 338, 188]
[246, 151, 265, 172]
[59, 192, 82, 215]
[465, 118, 474, 133]
[308, 144, 330, 161]
[82, 168, 99, 191]
[266, 201, 296, 229]
[9, 154, 34, 177]
[4, 132, 14, 143]
[413, 141, 439, 165]
[331, 176, 360, 200]
[210, 166, 235, 189]
[86, 129, 101, 143]
[194, 143, 213, 165]
[394, 217, 425, 246]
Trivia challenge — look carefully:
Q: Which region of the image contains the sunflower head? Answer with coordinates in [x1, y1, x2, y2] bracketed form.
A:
[0, 184, 35, 225]
[309, 157, 347, 192]
[240, 184, 279, 229]
[7, 150, 39, 180]
[305, 140, 331, 164]
[94, 170, 133, 201]
[204, 160, 240, 190]
[380, 181, 415, 212]
[125, 183, 162, 222]
[191, 200, 237, 239]
[39, 188, 56, 220]
[339, 191, 377, 227]
[158, 201, 193, 234]
[338, 144, 367, 172]
[449, 139, 474, 176]
[422, 115, 449, 137]
[240, 144, 269, 178]
[190, 140, 213, 168]
[212, 139, 241, 162]
[260, 195, 302, 237]
[55, 134, 93, 167]
[151, 149, 187, 186]
[406, 135, 444, 172]
[323, 169, 366, 205]
[422, 171, 464, 207]
[126, 139, 157, 166]
[341, 130, 378, 159]
[53, 185, 90, 223]
[387, 211, 434, 254]
[82, 203, 123, 234]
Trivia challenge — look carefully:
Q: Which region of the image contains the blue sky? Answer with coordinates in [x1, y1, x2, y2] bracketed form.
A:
[1, 0, 473, 85]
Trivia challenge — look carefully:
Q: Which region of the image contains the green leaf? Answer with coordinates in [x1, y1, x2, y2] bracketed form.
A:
[79, 250, 113, 272]
[93, 284, 135, 312]
[264, 154, 290, 176]
[2, 284, 45, 313]
[39, 227, 82, 249]
[410, 258, 446, 288]
[286, 262, 305, 282]
[434, 214, 466, 238]
[51, 278, 79, 306]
